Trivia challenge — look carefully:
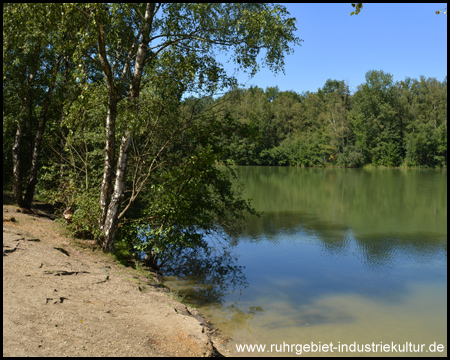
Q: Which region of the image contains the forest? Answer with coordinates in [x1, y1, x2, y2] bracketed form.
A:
[211, 72, 447, 168]
[3, 4, 446, 270]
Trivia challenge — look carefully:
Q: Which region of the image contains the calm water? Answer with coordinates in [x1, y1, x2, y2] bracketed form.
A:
[163, 167, 447, 357]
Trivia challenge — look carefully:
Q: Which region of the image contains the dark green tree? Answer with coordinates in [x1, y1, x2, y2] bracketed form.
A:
[3, 4, 77, 208]
[350, 70, 402, 166]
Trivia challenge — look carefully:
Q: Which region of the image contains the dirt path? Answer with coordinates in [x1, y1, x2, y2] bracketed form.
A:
[3, 203, 228, 356]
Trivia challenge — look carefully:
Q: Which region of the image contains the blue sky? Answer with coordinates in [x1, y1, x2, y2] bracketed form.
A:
[220, 3, 448, 95]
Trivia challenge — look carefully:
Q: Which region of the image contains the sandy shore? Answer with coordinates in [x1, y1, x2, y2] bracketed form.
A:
[3, 201, 229, 356]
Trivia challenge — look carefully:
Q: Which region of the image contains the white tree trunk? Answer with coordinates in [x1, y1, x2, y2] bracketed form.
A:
[101, 3, 155, 252]
[99, 96, 117, 229]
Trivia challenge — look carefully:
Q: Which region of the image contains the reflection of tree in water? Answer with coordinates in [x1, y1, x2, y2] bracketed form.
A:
[161, 245, 249, 306]
[161, 243, 267, 334]
[235, 210, 447, 268]
[353, 232, 447, 270]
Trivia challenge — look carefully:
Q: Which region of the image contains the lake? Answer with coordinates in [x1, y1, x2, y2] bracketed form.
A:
[163, 166, 447, 357]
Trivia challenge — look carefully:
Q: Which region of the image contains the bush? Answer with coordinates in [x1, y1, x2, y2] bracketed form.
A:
[337, 146, 364, 167]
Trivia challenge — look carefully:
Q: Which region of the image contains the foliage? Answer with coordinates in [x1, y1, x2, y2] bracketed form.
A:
[213, 71, 446, 168]
[350, 3, 363, 16]
[3, 3, 300, 263]
[38, 167, 102, 240]
[114, 104, 259, 269]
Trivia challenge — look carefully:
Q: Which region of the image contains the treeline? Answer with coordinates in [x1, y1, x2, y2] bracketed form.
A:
[212, 70, 447, 168]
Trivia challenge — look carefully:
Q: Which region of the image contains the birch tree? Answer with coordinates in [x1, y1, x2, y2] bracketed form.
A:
[63, 3, 301, 252]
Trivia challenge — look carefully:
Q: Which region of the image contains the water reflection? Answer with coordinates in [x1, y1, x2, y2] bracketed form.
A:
[237, 166, 447, 236]
[235, 209, 446, 269]
[162, 246, 248, 306]
[162, 167, 447, 355]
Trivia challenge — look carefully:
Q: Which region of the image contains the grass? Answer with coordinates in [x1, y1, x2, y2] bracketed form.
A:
[167, 289, 188, 305]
